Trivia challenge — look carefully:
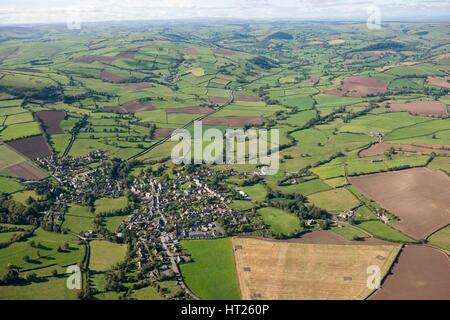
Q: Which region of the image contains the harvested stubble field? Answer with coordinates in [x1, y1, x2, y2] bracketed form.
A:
[232, 237, 400, 300]
[349, 168, 450, 239]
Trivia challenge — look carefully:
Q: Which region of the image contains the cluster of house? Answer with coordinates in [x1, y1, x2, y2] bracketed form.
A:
[119, 168, 251, 298]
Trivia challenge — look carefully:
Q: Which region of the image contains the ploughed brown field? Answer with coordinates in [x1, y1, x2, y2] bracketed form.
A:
[234, 95, 261, 102]
[35, 110, 66, 134]
[371, 245, 450, 300]
[359, 142, 450, 157]
[388, 100, 448, 117]
[232, 237, 400, 300]
[6, 135, 52, 160]
[325, 76, 388, 97]
[116, 51, 136, 59]
[212, 48, 236, 56]
[72, 55, 116, 63]
[166, 106, 214, 114]
[203, 116, 262, 126]
[7, 162, 47, 180]
[101, 71, 129, 83]
[154, 128, 176, 138]
[104, 101, 155, 113]
[181, 47, 198, 55]
[427, 76, 450, 89]
[304, 76, 320, 84]
[349, 168, 450, 239]
[122, 82, 152, 89]
[208, 96, 231, 104]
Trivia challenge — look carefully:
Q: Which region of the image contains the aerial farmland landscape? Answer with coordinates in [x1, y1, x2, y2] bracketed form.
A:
[0, 0, 449, 306]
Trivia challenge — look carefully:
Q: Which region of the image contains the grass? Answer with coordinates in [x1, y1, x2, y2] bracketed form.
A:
[0, 122, 42, 141]
[0, 228, 84, 274]
[131, 285, 164, 300]
[89, 240, 127, 272]
[179, 238, 240, 300]
[63, 204, 94, 234]
[428, 156, 450, 174]
[427, 225, 450, 251]
[356, 221, 416, 243]
[11, 190, 40, 205]
[229, 200, 255, 211]
[308, 188, 360, 213]
[94, 196, 128, 215]
[0, 275, 79, 300]
[0, 176, 24, 193]
[103, 215, 130, 233]
[331, 225, 369, 240]
[239, 184, 268, 203]
[258, 207, 302, 237]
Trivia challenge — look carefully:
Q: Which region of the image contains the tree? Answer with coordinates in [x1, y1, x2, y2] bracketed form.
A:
[26, 272, 37, 282]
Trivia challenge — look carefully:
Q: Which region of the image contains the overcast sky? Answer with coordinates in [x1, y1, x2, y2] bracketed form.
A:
[0, 0, 449, 25]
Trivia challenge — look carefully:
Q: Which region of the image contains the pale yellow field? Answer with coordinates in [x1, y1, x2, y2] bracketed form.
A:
[190, 67, 205, 77]
[232, 237, 400, 300]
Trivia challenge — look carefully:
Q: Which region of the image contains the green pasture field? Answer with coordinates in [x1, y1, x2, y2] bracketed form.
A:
[0, 122, 42, 141]
[63, 204, 94, 234]
[331, 225, 369, 240]
[89, 240, 127, 272]
[0, 228, 84, 274]
[428, 156, 450, 174]
[0, 275, 79, 300]
[179, 238, 240, 300]
[258, 207, 302, 237]
[94, 196, 128, 214]
[103, 215, 130, 233]
[355, 221, 416, 243]
[11, 190, 40, 205]
[0, 176, 24, 193]
[239, 184, 268, 203]
[49, 134, 72, 156]
[280, 110, 317, 127]
[339, 112, 430, 135]
[427, 226, 450, 251]
[229, 200, 255, 211]
[308, 188, 360, 213]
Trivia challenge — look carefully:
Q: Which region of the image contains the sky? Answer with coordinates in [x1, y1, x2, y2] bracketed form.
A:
[0, 0, 449, 25]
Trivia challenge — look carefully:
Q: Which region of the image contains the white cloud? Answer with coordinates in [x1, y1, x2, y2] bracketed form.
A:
[0, 0, 448, 25]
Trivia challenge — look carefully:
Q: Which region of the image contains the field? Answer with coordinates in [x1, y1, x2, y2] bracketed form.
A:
[94, 196, 128, 214]
[89, 240, 127, 272]
[6, 135, 52, 160]
[350, 168, 450, 239]
[233, 237, 400, 300]
[179, 238, 240, 300]
[0, 275, 79, 300]
[389, 101, 448, 117]
[360, 143, 450, 157]
[0, 228, 84, 274]
[308, 188, 360, 213]
[258, 207, 302, 237]
[0, 176, 24, 193]
[427, 226, 450, 252]
[0, 20, 449, 300]
[371, 245, 450, 300]
[63, 204, 95, 234]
